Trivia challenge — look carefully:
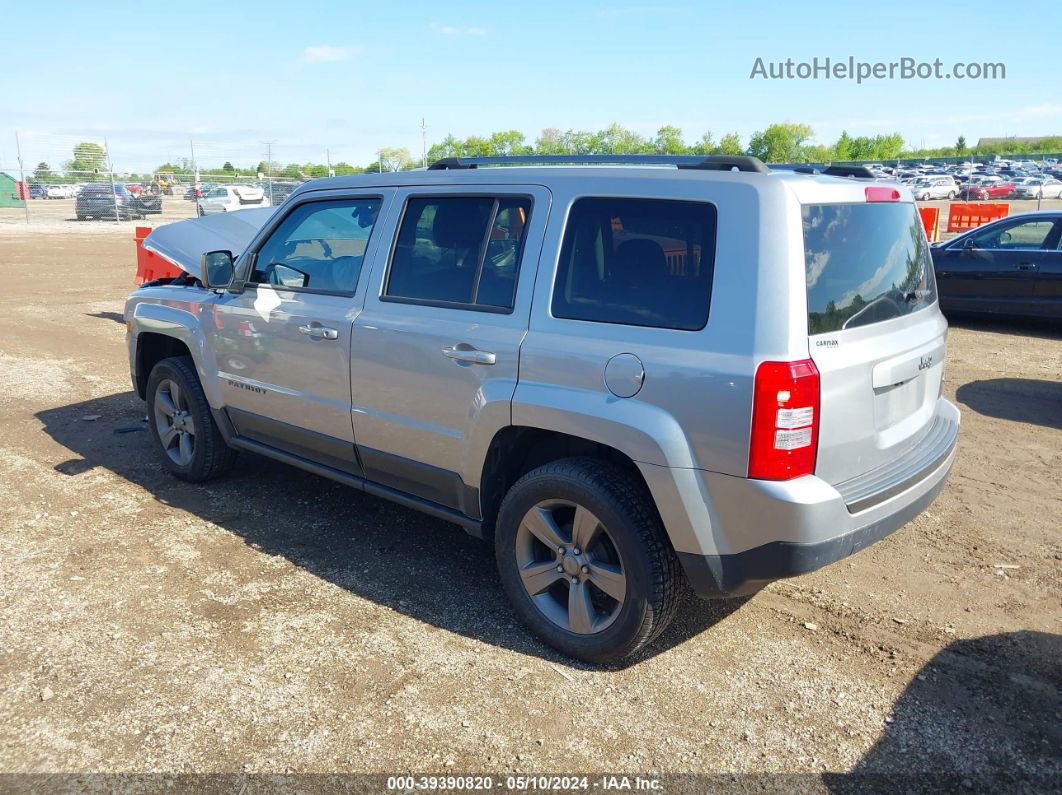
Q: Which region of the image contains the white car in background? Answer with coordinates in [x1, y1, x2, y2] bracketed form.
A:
[45, 184, 73, 199]
[909, 175, 958, 201]
[197, 185, 271, 216]
[1012, 177, 1062, 199]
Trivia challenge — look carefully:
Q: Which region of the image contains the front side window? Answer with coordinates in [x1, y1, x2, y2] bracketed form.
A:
[971, 219, 1056, 250]
[251, 197, 382, 293]
[385, 196, 532, 309]
[552, 197, 717, 330]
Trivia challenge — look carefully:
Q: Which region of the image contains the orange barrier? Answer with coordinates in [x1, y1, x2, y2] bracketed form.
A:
[918, 207, 940, 242]
[134, 226, 184, 284]
[946, 203, 1009, 234]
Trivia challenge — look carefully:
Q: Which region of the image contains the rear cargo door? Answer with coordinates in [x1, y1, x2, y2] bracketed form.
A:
[802, 200, 948, 486]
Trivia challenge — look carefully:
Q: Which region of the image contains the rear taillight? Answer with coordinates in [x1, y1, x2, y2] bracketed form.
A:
[748, 359, 820, 480]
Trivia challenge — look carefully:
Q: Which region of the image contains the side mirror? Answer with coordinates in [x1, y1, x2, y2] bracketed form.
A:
[200, 250, 234, 288]
[962, 238, 976, 252]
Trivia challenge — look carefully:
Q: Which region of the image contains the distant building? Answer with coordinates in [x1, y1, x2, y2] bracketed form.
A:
[976, 136, 1059, 148]
[0, 171, 26, 207]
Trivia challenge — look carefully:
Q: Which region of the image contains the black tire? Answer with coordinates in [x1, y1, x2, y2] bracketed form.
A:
[76, 214, 86, 221]
[146, 356, 237, 482]
[494, 457, 682, 664]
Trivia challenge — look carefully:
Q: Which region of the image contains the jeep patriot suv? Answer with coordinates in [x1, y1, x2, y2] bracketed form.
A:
[126, 155, 959, 662]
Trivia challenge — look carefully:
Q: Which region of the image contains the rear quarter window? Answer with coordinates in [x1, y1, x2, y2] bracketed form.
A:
[552, 197, 717, 330]
[803, 202, 937, 335]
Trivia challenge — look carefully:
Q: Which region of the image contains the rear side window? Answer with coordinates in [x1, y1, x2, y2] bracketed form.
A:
[803, 203, 937, 335]
[385, 196, 532, 310]
[552, 198, 717, 330]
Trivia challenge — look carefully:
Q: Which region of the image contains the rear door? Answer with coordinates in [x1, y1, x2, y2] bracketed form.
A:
[802, 199, 948, 486]
[349, 185, 549, 512]
[1031, 221, 1062, 317]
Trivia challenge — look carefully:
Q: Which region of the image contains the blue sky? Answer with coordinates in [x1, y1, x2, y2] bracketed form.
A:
[1, 0, 1059, 172]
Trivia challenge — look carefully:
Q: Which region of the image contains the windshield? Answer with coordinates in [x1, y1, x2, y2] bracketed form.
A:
[802, 202, 937, 335]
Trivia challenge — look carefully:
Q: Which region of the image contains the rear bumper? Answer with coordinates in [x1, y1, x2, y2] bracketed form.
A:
[673, 398, 960, 597]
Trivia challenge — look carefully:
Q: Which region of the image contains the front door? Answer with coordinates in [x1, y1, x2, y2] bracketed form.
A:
[349, 185, 550, 514]
[936, 217, 1056, 314]
[209, 192, 391, 474]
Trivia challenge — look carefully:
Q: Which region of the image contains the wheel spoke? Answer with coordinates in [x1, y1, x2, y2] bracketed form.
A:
[159, 425, 178, 448]
[178, 432, 193, 464]
[155, 390, 177, 418]
[523, 506, 566, 551]
[169, 382, 183, 411]
[588, 562, 626, 603]
[571, 505, 600, 551]
[520, 560, 564, 596]
[567, 581, 596, 634]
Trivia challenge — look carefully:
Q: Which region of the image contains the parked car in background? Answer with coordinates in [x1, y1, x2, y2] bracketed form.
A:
[1012, 177, 1062, 200]
[45, 184, 71, 199]
[910, 176, 958, 201]
[76, 183, 144, 220]
[960, 177, 1015, 200]
[196, 185, 271, 215]
[932, 212, 1062, 319]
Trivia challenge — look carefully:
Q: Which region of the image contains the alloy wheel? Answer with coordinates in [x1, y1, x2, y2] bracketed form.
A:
[514, 500, 627, 634]
[153, 378, 196, 467]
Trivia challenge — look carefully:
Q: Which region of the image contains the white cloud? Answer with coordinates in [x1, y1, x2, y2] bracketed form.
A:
[430, 23, 487, 36]
[302, 45, 357, 64]
[1019, 103, 1062, 118]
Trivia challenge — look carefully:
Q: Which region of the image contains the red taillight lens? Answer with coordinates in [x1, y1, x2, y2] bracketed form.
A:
[748, 359, 820, 480]
[865, 186, 900, 202]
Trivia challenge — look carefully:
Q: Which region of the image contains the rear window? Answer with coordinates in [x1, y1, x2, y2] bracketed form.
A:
[552, 198, 716, 330]
[802, 203, 937, 335]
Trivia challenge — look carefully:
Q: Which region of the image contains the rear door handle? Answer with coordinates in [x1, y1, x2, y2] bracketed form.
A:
[442, 345, 496, 365]
[299, 323, 339, 340]
[1016, 262, 1038, 271]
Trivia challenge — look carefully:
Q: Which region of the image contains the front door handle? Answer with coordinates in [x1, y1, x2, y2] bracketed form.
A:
[442, 344, 496, 365]
[299, 323, 339, 340]
[1016, 262, 1038, 271]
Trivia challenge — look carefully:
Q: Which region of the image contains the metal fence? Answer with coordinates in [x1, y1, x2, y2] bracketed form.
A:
[0, 131, 373, 226]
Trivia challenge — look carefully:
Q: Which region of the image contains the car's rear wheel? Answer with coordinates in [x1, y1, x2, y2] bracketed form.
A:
[147, 356, 236, 482]
[495, 457, 682, 664]
[947, 191, 956, 199]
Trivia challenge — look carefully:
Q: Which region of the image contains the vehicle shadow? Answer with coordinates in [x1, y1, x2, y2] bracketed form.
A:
[824, 631, 1061, 793]
[86, 311, 125, 324]
[955, 378, 1062, 429]
[36, 391, 746, 669]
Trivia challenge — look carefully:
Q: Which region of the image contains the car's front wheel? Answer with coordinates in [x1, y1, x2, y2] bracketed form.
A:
[495, 458, 682, 664]
[146, 356, 236, 482]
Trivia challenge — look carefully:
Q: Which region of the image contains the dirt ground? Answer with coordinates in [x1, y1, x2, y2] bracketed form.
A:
[0, 224, 1059, 787]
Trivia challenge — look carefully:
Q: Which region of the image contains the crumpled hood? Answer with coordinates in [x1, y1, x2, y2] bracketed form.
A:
[142, 207, 276, 274]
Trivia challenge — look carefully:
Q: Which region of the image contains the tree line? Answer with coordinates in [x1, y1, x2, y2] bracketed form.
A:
[28, 125, 1062, 184]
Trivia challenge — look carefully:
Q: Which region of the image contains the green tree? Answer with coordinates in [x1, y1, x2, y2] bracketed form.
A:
[746, 123, 814, 163]
[534, 128, 566, 154]
[69, 142, 107, 174]
[955, 136, 967, 154]
[33, 162, 53, 182]
[688, 132, 716, 155]
[717, 132, 743, 156]
[653, 125, 687, 155]
[490, 130, 532, 156]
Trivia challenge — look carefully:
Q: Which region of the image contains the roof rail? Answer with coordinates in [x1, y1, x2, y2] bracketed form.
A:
[427, 154, 770, 174]
[821, 165, 876, 179]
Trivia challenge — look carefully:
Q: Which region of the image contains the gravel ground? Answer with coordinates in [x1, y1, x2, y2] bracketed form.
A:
[0, 227, 1058, 787]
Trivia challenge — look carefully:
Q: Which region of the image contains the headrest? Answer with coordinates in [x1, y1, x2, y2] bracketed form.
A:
[432, 201, 487, 249]
[614, 238, 667, 285]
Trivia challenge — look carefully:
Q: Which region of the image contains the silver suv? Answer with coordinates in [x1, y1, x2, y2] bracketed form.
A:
[125, 155, 959, 663]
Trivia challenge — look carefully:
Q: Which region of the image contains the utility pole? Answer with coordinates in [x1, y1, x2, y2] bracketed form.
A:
[14, 131, 29, 225]
[263, 140, 276, 203]
[421, 118, 428, 168]
[325, 148, 333, 177]
[189, 138, 199, 201]
[105, 137, 120, 223]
